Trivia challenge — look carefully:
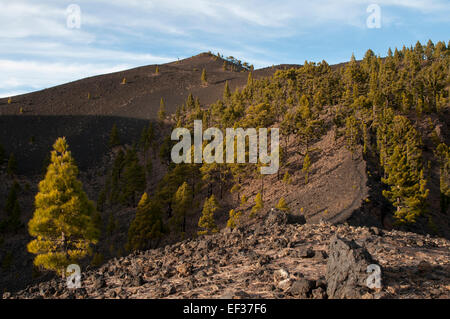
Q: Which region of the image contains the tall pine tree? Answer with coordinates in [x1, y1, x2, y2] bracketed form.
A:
[127, 193, 163, 251]
[27, 137, 99, 276]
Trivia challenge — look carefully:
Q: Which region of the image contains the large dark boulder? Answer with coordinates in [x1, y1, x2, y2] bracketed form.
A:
[326, 235, 380, 299]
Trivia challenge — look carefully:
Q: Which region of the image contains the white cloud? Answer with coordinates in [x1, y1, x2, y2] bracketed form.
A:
[0, 0, 448, 96]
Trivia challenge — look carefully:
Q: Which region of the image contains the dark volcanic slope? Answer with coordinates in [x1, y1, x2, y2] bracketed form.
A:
[0, 53, 287, 173]
[0, 53, 279, 118]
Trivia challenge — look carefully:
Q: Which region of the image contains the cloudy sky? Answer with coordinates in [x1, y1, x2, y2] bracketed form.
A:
[0, 0, 449, 97]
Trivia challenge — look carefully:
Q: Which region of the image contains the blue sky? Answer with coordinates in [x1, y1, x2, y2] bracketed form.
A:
[0, 0, 449, 97]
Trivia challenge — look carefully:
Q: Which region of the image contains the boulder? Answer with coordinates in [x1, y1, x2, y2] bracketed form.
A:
[289, 279, 315, 298]
[326, 235, 380, 299]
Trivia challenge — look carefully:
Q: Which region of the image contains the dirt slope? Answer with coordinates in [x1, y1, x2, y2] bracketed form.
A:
[0, 53, 285, 174]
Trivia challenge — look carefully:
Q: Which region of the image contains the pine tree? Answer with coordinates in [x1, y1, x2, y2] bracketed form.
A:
[96, 190, 106, 212]
[282, 171, 291, 184]
[158, 98, 166, 121]
[186, 93, 195, 111]
[106, 212, 117, 235]
[250, 192, 263, 218]
[6, 153, 17, 176]
[276, 197, 289, 212]
[226, 209, 242, 229]
[172, 182, 193, 234]
[436, 143, 450, 214]
[344, 115, 360, 157]
[362, 122, 369, 155]
[155, 65, 159, 75]
[27, 137, 99, 276]
[295, 95, 322, 153]
[223, 81, 231, 100]
[109, 124, 120, 148]
[201, 68, 207, 85]
[302, 152, 311, 184]
[122, 149, 146, 206]
[247, 72, 253, 86]
[127, 193, 163, 251]
[382, 144, 429, 224]
[198, 195, 219, 235]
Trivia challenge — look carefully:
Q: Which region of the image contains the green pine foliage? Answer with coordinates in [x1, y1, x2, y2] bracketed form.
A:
[436, 143, 450, 214]
[223, 81, 231, 100]
[226, 209, 242, 229]
[282, 171, 291, 184]
[171, 182, 193, 233]
[27, 137, 99, 275]
[198, 195, 219, 235]
[127, 193, 163, 251]
[276, 197, 289, 212]
[250, 192, 263, 218]
[201, 68, 207, 85]
[158, 98, 166, 121]
[379, 116, 430, 224]
[302, 153, 311, 184]
[121, 148, 146, 206]
[344, 115, 360, 156]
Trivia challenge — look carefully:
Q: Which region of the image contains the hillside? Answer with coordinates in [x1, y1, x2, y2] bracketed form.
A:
[0, 53, 284, 174]
[0, 41, 449, 297]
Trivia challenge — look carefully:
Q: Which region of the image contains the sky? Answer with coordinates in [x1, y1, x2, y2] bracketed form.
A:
[0, 0, 449, 98]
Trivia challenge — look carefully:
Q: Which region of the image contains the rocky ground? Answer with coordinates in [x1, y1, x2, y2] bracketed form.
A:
[4, 209, 449, 299]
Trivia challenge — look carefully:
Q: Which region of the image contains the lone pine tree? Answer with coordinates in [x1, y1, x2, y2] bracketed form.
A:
[198, 195, 219, 235]
[27, 137, 99, 276]
[250, 192, 263, 218]
[158, 98, 166, 121]
[201, 68, 207, 85]
[302, 153, 311, 184]
[276, 197, 289, 212]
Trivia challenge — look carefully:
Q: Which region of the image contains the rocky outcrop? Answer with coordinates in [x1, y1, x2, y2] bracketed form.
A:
[326, 235, 378, 299]
[3, 212, 449, 299]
